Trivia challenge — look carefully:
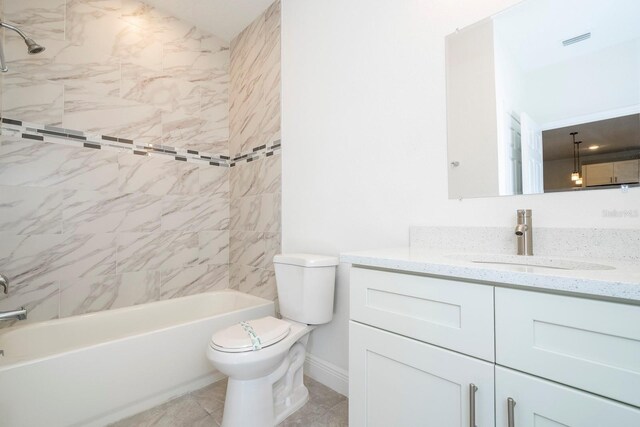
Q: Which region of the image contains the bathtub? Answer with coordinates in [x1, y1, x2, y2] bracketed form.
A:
[0, 290, 274, 427]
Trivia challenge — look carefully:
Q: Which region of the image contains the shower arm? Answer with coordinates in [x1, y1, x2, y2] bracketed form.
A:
[0, 21, 46, 72]
[0, 21, 31, 42]
[0, 22, 8, 72]
[0, 41, 7, 73]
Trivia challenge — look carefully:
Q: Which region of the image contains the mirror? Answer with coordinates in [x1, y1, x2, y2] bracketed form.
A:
[446, 0, 640, 199]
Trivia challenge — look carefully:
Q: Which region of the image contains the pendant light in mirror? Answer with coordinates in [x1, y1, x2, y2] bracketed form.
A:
[570, 132, 583, 185]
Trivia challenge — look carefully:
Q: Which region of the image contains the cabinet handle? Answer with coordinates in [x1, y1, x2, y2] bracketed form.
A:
[469, 383, 478, 427]
[615, 176, 618, 183]
[507, 397, 516, 427]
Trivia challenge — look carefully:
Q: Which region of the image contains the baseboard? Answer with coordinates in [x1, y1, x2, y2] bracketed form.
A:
[304, 353, 349, 397]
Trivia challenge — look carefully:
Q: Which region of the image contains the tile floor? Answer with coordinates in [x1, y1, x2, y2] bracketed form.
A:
[110, 376, 348, 427]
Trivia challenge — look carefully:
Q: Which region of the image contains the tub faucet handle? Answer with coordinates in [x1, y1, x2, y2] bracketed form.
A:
[0, 274, 8, 294]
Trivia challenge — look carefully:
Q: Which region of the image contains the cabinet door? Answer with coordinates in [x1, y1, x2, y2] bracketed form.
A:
[614, 159, 640, 184]
[349, 321, 494, 427]
[496, 367, 640, 427]
[584, 162, 613, 186]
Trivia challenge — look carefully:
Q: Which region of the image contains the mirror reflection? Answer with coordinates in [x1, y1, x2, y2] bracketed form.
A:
[446, 0, 640, 199]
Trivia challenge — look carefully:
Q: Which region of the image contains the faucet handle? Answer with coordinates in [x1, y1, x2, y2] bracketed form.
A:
[0, 274, 9, 294]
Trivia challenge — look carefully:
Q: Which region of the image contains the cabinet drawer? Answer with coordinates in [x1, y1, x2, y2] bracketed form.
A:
[350, 321, 495, 427]
[496, 366, 640, 427]
[496, 288, 640, 406]
[350, 267, 494, 361]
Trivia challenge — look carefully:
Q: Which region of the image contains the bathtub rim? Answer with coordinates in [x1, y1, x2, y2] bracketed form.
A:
[0, 290, 274, 370]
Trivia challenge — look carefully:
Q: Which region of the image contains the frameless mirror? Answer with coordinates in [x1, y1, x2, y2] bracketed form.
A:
[446, 0, 640, 199]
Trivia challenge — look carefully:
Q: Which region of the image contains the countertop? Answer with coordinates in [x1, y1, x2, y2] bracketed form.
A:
[340, 247, 640, 303]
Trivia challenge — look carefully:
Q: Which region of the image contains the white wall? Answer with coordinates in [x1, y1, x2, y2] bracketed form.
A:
[281, 0, 640, 379]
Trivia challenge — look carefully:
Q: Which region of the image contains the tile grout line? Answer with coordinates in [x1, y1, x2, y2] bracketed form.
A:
[0, 117, 281, 168]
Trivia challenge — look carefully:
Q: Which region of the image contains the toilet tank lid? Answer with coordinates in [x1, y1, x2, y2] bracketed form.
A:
[273, 253, 339, 267]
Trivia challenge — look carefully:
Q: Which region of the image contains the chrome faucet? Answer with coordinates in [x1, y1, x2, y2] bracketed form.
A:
[0, 274, 28, 321]
[0, 307, 27, 321]
[515, 209, 533, 256]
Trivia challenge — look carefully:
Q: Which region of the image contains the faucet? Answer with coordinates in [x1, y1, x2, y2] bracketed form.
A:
[0, 274, 28, 321]
[515, 209, 533, 256]
[0, 307, 27, 321]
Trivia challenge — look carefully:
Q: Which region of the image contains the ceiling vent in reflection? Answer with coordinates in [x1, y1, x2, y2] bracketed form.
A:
[562, 32, 591, 47]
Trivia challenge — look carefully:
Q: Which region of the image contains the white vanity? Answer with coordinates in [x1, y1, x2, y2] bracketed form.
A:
[342, 248, 640, 427]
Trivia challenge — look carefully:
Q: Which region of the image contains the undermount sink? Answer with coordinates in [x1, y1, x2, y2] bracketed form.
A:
[447, 253, 616, 271]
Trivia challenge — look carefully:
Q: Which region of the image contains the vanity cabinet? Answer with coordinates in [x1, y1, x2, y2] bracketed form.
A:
[349, 266, 640, 426]
[583, 159, 639, 186]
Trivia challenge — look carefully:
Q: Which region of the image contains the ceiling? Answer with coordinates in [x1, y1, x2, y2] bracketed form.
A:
[542, 114, 640, 161]
[143, 0, 275, 42]
[493, 0, 640, 72]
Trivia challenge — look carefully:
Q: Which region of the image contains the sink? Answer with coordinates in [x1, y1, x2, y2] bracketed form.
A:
[447, 254, 616, 271]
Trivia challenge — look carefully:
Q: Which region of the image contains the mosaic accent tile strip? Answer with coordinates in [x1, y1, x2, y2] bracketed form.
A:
[0, 117, 281, 168]
[230, 140, 281, 167]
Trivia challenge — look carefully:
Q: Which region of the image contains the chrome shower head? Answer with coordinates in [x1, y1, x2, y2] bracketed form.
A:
[0, 21, 46, 72]
[25, 38, 46, 55]
[0, 21, 44, 55]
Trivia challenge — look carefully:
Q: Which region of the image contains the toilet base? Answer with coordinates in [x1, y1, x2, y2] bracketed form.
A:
[274, 382, 309, 425]
[220, 341, 309, 427]
[273, 355, 309, 425]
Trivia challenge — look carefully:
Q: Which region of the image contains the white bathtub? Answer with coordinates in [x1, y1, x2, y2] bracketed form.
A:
[0, 290, 274, 427]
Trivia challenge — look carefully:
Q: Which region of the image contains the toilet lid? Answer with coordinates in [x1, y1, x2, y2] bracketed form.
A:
[210, 316, 291, 353]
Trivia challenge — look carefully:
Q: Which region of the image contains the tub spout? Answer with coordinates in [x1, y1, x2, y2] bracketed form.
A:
[0, 307, 27, 321]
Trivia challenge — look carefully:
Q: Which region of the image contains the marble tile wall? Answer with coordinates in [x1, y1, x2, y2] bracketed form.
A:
[2, 0, 230, 155]
[0, 0, 231, 327]
[229, 1, 282, 303]
[229, 154, 281, 301]
[0, 0, 3, 125]
[0, 0, 281, 327]
[0, 134, 230, 327]
[229, 1, 280, 156]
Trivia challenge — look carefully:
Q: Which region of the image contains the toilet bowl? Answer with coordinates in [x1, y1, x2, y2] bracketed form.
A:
[206, 317, 313, 426]
[206, 254, 338, 427]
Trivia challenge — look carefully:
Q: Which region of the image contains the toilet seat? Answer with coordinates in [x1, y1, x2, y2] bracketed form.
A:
[210, 316, 291, 353]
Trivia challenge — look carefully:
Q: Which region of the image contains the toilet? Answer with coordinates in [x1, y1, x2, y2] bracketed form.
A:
[206, 253, 338, 427]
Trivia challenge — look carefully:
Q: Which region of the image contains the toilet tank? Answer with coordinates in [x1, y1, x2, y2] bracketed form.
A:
[273, 254, 338, 325]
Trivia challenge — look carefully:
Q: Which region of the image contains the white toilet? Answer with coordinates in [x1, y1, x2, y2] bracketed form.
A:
[206, 253, 338, 427]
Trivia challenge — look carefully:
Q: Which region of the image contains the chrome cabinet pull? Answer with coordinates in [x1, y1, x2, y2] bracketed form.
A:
[507, 397, 516, 427]
[469, 383, 478, 427]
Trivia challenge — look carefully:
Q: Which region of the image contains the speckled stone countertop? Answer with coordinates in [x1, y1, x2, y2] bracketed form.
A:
[340, 248, 640, 303]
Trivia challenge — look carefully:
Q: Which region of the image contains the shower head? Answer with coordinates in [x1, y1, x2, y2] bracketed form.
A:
[25, 38, 45, 55]
[0, 21, 46, 54]
[0, 21, 45, 72]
